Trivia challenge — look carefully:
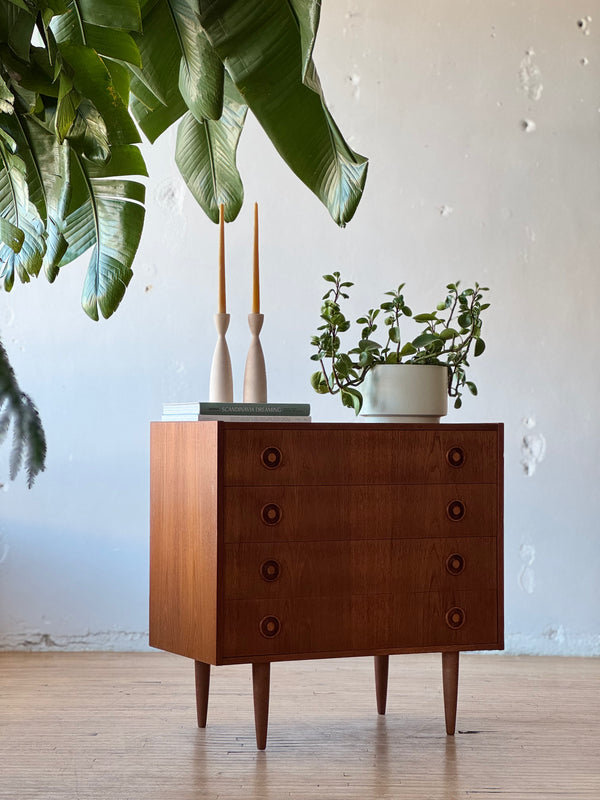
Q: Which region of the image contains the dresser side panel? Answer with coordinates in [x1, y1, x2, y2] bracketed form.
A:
[149, 422, 220, 663]
[496, 423, 505, 650]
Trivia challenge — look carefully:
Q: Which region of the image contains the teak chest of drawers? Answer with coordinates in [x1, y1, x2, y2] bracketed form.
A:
[150, 421, 504, 748]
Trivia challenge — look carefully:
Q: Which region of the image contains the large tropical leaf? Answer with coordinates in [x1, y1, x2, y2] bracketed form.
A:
[197, 0, 368, 226]
[51, 0, 142, 66]
[0, 1, 36, 62]
[167, 0, 224, 122]
[59, 143, 147, 320]
[0, 135, 46, 290]
[175, 75, 246, 222]
[1, 109, 70, 278]
[57, 42, 140, 145]
[0, 338, 46, 487]
[288, 0, 321, 85]
[128, 0, 188, 142]
[59, 0, 142, 33]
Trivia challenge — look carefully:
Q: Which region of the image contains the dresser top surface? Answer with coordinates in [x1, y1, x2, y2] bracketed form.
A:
[152, 421, 503, 431]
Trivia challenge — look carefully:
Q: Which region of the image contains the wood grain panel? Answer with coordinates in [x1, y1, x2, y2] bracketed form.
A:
[222, 590, 498, 658]
[149, 422, 220, 663]
[221, 426, 498, 486]
[224, 537, 497, 599]
[223, 483, 497, 542]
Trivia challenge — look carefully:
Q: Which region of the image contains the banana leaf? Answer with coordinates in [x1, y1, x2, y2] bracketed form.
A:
[0, 139, 46, 290]
[51, 0, 142, 66]
[59, 143, 147, 320]
[175, 75, 246, 222]
[128, 0, 188, 142]
[0, 338, 46, 488]
[197, 0, 368, 226]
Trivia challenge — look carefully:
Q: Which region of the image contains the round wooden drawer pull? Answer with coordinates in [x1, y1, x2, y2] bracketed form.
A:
[260, 559, 281, 582]
[447, 500, 466, 521]
[445, 554, 465, 575]
[261, 503, 282, 526]
[259, 615, 281, 638]
[261, 446, 282, 469]
[445, 607, 466, 630]
[446, 446, 465, 468]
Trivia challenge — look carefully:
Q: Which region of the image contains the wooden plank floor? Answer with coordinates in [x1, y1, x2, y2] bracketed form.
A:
[1, 652, 598, 800]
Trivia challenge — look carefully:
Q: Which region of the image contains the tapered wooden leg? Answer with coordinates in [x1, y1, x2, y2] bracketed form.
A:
[442, 651, 460, 735]
[252, 662, 271, 750]
[194, 660, 210, 728]
[374, 655, 389, 715]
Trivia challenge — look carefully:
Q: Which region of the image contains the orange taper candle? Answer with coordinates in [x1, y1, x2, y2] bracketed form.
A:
[218, 203, 226, 313]
[252, 202, 260, 313]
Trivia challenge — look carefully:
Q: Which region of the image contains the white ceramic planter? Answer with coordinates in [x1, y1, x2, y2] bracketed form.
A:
[359, 364, 448, 423]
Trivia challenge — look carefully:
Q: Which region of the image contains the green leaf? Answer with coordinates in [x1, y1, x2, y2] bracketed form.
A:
[466, 381, 478, 395]
[70, 0, 142, 32]
[388, 326, 400, 344]
[411, 333, 440, 348]
[175, 76, 247, 223]
[474, 338, 486, 356]
[454, 396, 462, 409]
[0, 339, 46, 487]
[413, 313, 437, 322]
[287, 0, 321, 85]
[0, 143, 46, 288]
[59, 144, 147, 319]
[0, 74, 14, 114]
[399, 342, 417, 357]
[166, 0, 225, 121]
[0, 111, 70, 278]
[358, 338, 381, 352]
[66, 98, 110, 162]
[198, 0, 368, 226]
[58, 42, 141, 145]
[0, 217, 24, 252]
[57, 73, 81, 141]
[439, 327, 458, 341]
[51, 4, 142, 66]
[0, 4, 36, 62]
[310, 370, 329, 394]
[340, 386, 363, 414]
[128, 0, 188, 142]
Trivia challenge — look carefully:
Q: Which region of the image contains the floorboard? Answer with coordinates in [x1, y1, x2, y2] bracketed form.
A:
[1, 652, 598, 799]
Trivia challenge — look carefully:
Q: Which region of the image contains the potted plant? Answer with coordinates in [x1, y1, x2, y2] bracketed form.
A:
[310, 272, 489, 422]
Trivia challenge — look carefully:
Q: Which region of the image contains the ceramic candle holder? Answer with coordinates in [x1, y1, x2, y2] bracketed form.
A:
[209, 313, 234, 402]
[243, 313, 267, 402]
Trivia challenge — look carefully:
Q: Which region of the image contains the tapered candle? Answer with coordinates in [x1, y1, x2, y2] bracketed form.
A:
[252, 202, 260, 314]
[218, 203, 226, 313]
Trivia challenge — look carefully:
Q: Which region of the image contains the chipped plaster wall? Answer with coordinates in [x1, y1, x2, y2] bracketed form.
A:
[1, 0, 599, 655]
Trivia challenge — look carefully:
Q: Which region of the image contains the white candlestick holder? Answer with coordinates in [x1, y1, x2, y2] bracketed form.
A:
[209, 313, 234, 402]
[243, 313, 267, 402]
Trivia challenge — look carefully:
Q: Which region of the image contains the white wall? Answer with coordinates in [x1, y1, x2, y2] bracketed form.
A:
[1, 0, 598, 655]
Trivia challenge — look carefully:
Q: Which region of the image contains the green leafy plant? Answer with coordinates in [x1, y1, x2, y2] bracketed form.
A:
[310, 272, 490, 414]
[0, 0, 368, 483]
[0, 340, 46, 486]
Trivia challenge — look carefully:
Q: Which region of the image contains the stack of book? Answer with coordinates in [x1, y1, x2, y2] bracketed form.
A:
[161, 402, 311, 422]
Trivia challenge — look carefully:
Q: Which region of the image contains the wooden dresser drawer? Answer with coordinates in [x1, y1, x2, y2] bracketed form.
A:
[223, 484, 498, 542]
[222, 427, 498, 486]
[222, 590, 499, 659]
[225, 537, 497, 599]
